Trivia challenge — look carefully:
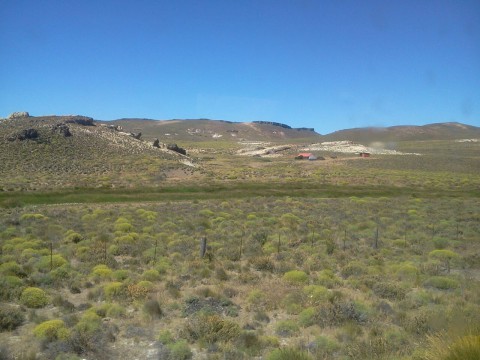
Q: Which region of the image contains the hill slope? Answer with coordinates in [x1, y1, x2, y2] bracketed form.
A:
[322, 122, 480, 143]
[0, 115, 198, 191]
[104, 118, 321, 142]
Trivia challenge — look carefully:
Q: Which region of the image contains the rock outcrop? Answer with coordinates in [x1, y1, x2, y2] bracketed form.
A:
[65, 116, 95, 126]
[167, 143, 187, 155]
[7, 128, 39, 141]
[8, 112, 30, 119]
[51, 123, 72, 137]
[131, 132, 142, 140]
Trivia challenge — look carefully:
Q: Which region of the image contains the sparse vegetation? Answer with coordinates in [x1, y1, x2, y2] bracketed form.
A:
[0, 116, 479, 358]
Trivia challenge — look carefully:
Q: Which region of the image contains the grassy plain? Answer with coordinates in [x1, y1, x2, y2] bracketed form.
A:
[0, 135, 479, 359]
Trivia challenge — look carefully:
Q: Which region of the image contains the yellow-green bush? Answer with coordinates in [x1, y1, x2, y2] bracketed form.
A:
[91, 264, 113, 279]
[0, 261, 23, 276]
[299, 307, 317, 327]
[36, 254, 68, 272]
[104, 282, 124, 300]
[75, 311, 102, 334]
[137, 280, 154, 292]
[303, 285, 329, 305]
[424, 276, 459, 290]
[33, 319, 70, 341]
[20, 287, 49, 308]
[283, 270, 308, 284]
[142, 269, 160, 281]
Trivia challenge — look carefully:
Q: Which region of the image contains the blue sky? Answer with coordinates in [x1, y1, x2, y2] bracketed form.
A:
[1, 0, 479, 134]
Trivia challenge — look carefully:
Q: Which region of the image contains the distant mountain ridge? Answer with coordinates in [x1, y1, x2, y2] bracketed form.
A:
[102, 118, 320, 142]
[321, 122, 480, 143]
[106, 118, 480, 143]
[3, 113, 479, 143]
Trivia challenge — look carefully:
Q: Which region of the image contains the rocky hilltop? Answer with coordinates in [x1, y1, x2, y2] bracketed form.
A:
[0, 114, 198, 191]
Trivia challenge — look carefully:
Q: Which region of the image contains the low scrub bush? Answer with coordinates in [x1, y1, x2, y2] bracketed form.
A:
[303, 285, 329, 305]
[283, 270, 308, 284]
[142, 269, 160, 281]
[372, 282, 407, 300]
[20, 287, 49, 308]
[317, 301, 368, 327]
[91, 265, 113, 280]
[0, 304, 24, 331]
[143, 299, 162, 319]
[309, 335, 340, 358]
[424, 276, 459, 290]
[250, 256, 275, 272]
[0, 275, 24, 301]
[0, 261, 24, 276]
[183, 313, 240, 345]
[103, 282, 123, 300]
[36, 254, 68, 272]
[341, 261, 367, 278]
[266, 347, 313, 360]
[33, 319, 70, 341]
[298, 307, 316, 327]
[166, 339, 192, 360]
[275, 320, 299, 337]
[106, 303, 126, 318]
[424, 333, 480, 360]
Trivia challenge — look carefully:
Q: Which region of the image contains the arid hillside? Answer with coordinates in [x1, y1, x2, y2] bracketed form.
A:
[0, 114, 199, 191]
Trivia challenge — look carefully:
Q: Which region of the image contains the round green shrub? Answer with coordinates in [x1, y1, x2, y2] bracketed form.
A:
[33, 319, 70, 341]
[283, 270, 308, 284]
[91, 264, 113, 279]
[20, 287, 49, 308]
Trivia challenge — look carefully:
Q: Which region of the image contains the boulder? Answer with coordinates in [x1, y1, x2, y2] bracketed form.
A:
[8, 112, 30, 119]
[167, 143, 187, 155]
[131, 132, 142, 140]
[51, 123, 72, 137]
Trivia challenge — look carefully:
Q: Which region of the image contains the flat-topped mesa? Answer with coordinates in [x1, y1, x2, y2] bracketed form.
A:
[253, 121, 292, 129]
[252, 121, 315, 132]
[8, 111, 30, 119]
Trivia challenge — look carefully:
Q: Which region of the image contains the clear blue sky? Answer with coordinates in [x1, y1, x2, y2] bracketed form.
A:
[1, 0, 479, 134]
